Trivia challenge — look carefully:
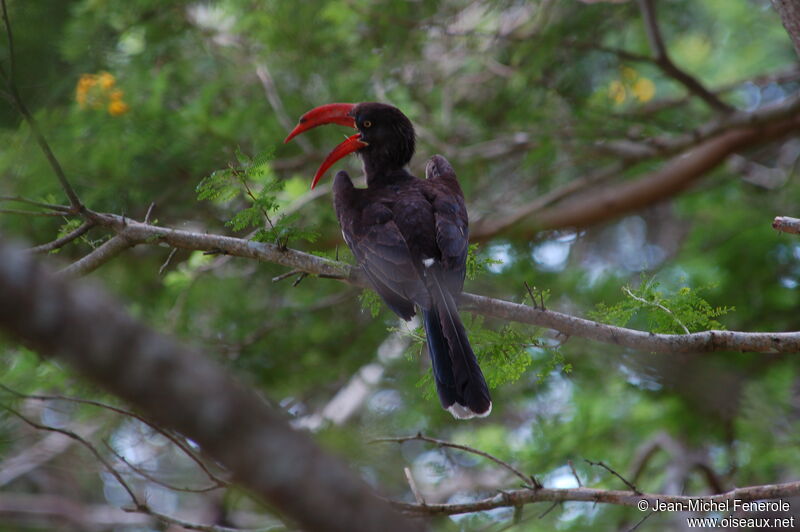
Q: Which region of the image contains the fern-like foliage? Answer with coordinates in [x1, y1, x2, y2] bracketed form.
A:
[589, 276, 734, 334]
[196, 148, 319, 247]
[466, 243, 503, 280]
[358, 290, 384, 318]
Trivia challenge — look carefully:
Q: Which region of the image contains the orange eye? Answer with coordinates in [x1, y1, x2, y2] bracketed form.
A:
[363, 120, 372, 128]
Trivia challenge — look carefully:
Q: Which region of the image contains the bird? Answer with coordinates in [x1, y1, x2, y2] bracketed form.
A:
[285, 102, 491, 419]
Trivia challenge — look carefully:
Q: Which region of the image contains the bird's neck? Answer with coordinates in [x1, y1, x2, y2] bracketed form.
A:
[364, 165, 413, 188]
[362, 155, 413, 188]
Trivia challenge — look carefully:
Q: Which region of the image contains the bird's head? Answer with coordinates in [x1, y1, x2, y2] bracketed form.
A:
[284, 102, 416, 188]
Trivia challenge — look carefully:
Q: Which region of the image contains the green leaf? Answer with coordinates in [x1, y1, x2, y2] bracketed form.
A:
[226, 206, 263, 231]
[358, 290, 384, 318]
[466, 243, 502, 280]
[589, 275, 735, 334]
[196, 169, 238, 202]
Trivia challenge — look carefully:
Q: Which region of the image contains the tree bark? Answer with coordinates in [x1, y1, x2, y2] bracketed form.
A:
[772, 0, 800, 59]
[0, 238, 422, 532]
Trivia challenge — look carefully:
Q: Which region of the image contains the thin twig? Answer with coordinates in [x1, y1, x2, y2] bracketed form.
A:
[104, 441, 223, 494]
[568, 460, 582, 487]
[626, 510, 655, 532]
[622, 286, 690, 334]
[523, 281, 538, 309]
[159, 247, 179, 276]
[0, 0, 15, 82]
[0, 0, 83, 212]
[404, 467, 425, 505]
[1, 405, 141, 507]
[371, 433, 535, 488]
[131, 505, 283, 532]
[255, 62, 313, 155]
[27, 221, 95, 253]
[144, 202, 156, 224]
[638, 0, 733, 113]
[538, 501, 558, 519]
[0, 195, 72, 212]
[0, 208, 65, 217]
[272, 269, 302, 282]
[584, 459, 641, 494]
[0, 384, 228, 487]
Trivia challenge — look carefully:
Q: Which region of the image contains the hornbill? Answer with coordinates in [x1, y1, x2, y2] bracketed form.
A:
[285, 102, 491, 419]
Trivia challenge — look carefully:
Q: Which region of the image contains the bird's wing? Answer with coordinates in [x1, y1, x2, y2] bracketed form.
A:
[334, 172, 427, 318]
[426, 155, 469, 293]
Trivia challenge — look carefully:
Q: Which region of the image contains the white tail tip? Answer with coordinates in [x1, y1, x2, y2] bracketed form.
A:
[447, 401, 492, 420]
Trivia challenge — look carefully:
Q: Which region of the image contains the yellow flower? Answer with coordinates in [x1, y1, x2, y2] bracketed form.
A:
[78, 74, 97, 90]
[108, 100, 130, 116]
[76, 71, 130, 115]
[632, 78, 656, 102]
[76, 74, 97, 108]
[608, 80, 626, 104]
[97, 71, 116, 90]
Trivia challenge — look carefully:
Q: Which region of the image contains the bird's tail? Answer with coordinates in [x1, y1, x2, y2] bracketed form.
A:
[422, 278, 492, 419]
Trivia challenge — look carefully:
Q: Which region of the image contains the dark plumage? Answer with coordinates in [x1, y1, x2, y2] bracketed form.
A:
[286, 102, 491, 419]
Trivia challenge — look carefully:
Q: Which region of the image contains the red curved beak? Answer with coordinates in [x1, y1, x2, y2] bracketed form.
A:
[284, 103, 368, 189]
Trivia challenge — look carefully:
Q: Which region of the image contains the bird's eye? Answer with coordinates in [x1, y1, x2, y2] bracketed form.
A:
[363, 120, 372, 128]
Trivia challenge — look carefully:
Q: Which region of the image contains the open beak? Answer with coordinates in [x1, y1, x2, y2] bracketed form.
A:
[284, 103, 368, 189]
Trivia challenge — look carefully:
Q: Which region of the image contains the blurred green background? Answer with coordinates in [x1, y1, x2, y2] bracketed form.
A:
[2, 0, 800, 530]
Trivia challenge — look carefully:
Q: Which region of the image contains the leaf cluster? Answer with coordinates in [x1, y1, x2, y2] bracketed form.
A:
[466, 243, 503, 281]
[196, 148, 319, 248]
[589, 276, 735, 334]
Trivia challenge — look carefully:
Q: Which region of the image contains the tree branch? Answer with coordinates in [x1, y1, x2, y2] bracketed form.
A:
[0, 493, 151, 529]
[473, 111, 800, 240]
[371, 433, 536, 489]
[2, 405, 142, 507]
[58, 234, 136, 277]
[255, 62, 313, 155]
[0, 195, 72, 213]
[773, 215, 800, 234]
[65, 211, 800, 354]
[0, 384, 228, 488]
[27, 220, 95, 254]
[638, 0, 733, 113]
[390, 480, 800, 516]
[0, 0, 83, 213]
[0, 238, 421, 532]
[771, 0, 800, 59]
[0, 424, 94, 488]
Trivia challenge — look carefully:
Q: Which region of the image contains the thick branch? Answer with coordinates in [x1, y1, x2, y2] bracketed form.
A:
[772, 0, 800, 59]
[72, 212, 800, 354]
[460, 292, 800, 353]
[0, 238, 421, 532]
[473, 112, 800, 240]
[391, 480, 800, 516]
[58, 234, 136, 277]
[773, 215, 800, 234]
